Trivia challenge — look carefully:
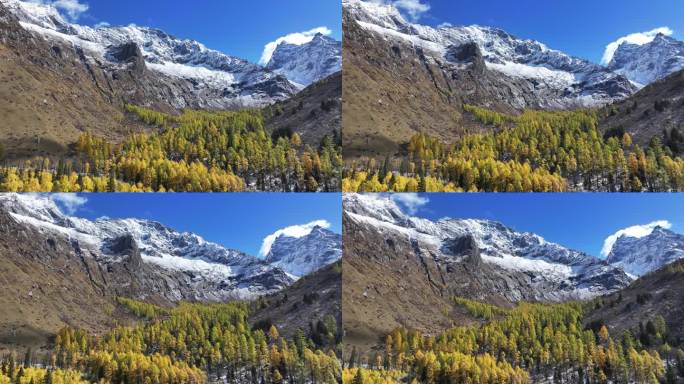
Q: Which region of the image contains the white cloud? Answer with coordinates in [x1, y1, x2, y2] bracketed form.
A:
[49, 193, 88, 215]
[259, 26, 332, 65]
[390, 193, 429, 214]
[94, 21, 110, 28]
[28, 0, 89, 21]
[259, 220, 331, 257]
[601, 220, 672, 257]
[368, 0, 430, 22]
[437, 22, 453, 29]
[393, 0, 430, 21]
[601, 27, 673, 65]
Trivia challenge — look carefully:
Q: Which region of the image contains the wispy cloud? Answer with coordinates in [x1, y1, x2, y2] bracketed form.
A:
[50, 193, 88, 215]
[28, 0, 89, 22]
[601, 220, 672, 257]
[601, 26, 673, 65]
[94, 21, 110, 28]
[259, 220, 331, 257]
[259, 26, 332, 65]
[369, 0, 431, 22]
[391, 193, 429, 215]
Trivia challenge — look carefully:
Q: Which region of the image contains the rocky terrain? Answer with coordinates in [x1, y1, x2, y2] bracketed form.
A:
[250, 262, 341, 342]
[265, 72, 341, 147]
[600, 68, 684, 150]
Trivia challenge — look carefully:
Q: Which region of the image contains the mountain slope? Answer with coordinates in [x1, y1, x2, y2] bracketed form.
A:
[599, 68, 684, 150]
[266, 33, 342, 87]
[342, 194, 632, 350]
[608, 33, 684, 87]
[606, 226, 684, 277]
[250, 262, 341, 344]
[584, 259, 684, 348]
[266, 225, 342, 279]
[265, 72, 341, 147]
[342, 0, 636, 157]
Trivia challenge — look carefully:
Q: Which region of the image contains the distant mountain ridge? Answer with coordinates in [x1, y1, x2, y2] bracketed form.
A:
[344, 0, 636, 109]
[266, 33, 342, 87]
[608, 33, 684, 87]
[606, 226, 684, 277]
[266, 225, 342, 279]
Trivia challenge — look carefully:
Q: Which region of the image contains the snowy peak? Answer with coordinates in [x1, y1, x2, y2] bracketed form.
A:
[265, 226, 342, 278]
[266, 33, 341, 87]
[344, 193, 632, 301]
[344, 0, 636, 108]
[0, 194, 293, 299]
[607, 226, 684, 277]
[0, 0, 300, 108]
[608, 33, 684, 87]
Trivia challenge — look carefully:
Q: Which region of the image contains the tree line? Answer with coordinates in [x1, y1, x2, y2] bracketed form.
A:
[344, 300, 684, 384]
[2, 299, 341, 384]
[343, 105, 684, 192]
[0, 106, 342, 192]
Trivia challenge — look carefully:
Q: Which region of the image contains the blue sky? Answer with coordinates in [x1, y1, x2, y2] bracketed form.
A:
[52, 193, 342, 257]
[388, 0, 684, 64]
[50, 0, 341, 64]
[390, 193, 684, 258]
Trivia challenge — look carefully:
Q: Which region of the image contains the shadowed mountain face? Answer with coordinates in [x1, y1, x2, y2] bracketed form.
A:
[599, 68, 684, 151]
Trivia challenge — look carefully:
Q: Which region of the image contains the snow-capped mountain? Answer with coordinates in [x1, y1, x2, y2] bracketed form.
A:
[0, 0, 299, 108]
[608, 33, 684, 88]
[0, 194, 293, 300]
[606, 226, 684, 277]
[266, 33, 342, 88]
[344, 0, 635, 108]
[344, 194, 633, 301]
[265, 225, 342, 278]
